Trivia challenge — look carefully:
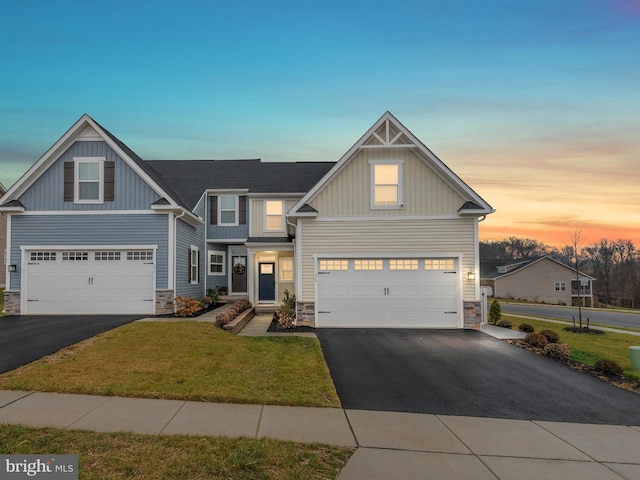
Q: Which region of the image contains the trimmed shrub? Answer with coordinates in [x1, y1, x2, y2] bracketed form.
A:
[215, 311, 231, 326]
[200, 296, 212, 309]
[594, 359, 623, 377]
[544, 343, 569, 360]
[525, 332, 548, 348]
[539, 329, 560, 344]
[495, 319, 512, 329]
[518, 323, 535, 333]
[489, 299, 502, 324]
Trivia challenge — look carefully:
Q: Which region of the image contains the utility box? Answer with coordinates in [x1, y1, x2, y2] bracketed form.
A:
[630, 346, 640, 371]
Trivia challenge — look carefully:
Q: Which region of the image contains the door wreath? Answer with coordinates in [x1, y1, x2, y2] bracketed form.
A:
[233, 263, 246, 274]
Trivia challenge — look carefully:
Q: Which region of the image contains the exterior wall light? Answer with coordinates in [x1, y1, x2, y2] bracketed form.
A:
[467, 271, 476, 280]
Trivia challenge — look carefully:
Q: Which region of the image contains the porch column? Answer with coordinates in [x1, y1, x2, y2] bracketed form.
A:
[247, 251, 255, 304]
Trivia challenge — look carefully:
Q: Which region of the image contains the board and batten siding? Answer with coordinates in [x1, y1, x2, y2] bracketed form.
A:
[309, 148, 465, 217]
[9, 213, 169, 290]
[250, 198, 299, 237]
[18, 141, 161, 211]
[299, 217, 477, 301]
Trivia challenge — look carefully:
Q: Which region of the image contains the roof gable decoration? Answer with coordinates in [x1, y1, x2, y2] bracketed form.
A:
[289, 111, 494, 217]
[0, 115, 198, 221]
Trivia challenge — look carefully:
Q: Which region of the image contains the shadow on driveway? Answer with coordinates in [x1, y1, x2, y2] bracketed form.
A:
[0, 315, 142, 374]
[317, 328, 640, 425]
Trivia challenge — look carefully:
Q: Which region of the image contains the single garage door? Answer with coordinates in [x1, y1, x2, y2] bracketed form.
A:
[317, 257, 460, 328]
[25, 249, 155, 315]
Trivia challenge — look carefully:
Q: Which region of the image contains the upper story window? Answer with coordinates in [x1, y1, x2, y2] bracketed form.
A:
[219, 195, 238, 225]
[210, 195, 247, 226]
[265, 200, 284, 231]
[370, 160, 403, 208]
[75, 157, 104, 203]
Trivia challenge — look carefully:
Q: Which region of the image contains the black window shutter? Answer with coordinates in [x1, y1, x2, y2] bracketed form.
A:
[198, 250, 201, 283]
[64, 162, 74, 201]
[104, 161, 115, 201]
[210, 196, 217, 224]
[239, 196, 247, 225]
[188, 248, 192, 283]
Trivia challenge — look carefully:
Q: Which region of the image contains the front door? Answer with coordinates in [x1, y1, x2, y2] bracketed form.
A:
[231, 255, 247, 293]
[258, 262, 276, 302]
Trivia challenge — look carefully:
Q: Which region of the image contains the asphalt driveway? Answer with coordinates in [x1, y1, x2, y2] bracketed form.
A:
[0, 314, 142, 374]
[317, 328, 640, 425]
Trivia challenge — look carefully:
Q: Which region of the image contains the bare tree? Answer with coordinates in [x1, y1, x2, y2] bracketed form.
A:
[615, 240, 636, 308]
[569, 226, 586, 330]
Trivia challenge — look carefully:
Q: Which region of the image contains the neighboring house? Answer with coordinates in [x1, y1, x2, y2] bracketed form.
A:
[481, 256, 595, 307]
[1, 112, 494, 328]
[0, 182, 6, 288]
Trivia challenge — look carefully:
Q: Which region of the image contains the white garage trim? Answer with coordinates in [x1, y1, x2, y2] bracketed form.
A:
[314, 253, 463, 328]
[21, 245, 157, 315]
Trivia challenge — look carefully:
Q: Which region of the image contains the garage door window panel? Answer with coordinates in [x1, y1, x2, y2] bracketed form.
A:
[424, 259, 455, 270]
[63, 251, 88, 261]
[30, 252, 56, 261]
[319, 259, 349, 271]
[95, 251, 121, 261]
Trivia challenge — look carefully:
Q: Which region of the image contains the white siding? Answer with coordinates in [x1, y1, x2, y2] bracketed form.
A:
[309, 148, 465, 217]
[299, 217, 477, 301]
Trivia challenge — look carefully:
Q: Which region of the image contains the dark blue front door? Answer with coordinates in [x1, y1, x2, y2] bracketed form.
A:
[258, 262, 276, 302]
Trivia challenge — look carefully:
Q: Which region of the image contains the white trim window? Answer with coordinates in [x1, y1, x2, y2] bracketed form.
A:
[370, 160, 403, 208]
[209, 250, 225, 275]
[219, 195, 238, 226]
[279, 257, 293, 281]
[75, 157, 104, 203]
[265, 200, 284, 231]
[190, 246, 199, 284]
[555, 282, 566, 291]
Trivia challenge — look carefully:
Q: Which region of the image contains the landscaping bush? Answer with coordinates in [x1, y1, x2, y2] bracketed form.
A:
[544, 343, 570, 360]
[539, 329, 560, 344]
[206, 288, 220, 302]
[495, 319, 512, 329]
[525, 332, 548, 348]
[274, 290, 296, 329]
[215, 300, 252, 328]
[200, 296, 213, 310]
[215, 311, 231, 326]
[594, 359, 624, 377]
[174, 296, 203, 317]
[518, 323, 535, 333]
[489, 299, 502, 324]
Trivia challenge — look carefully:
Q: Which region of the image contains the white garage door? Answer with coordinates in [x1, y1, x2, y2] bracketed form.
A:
[25, 249, 155, 315]
[317, 257, 460, 328]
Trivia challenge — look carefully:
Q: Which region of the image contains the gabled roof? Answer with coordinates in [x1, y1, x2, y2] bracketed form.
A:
[145, 160, 334, 210]
[290, 111, 494, 217]
[481, 256, 595, 280]
[0, 114, 200, 224]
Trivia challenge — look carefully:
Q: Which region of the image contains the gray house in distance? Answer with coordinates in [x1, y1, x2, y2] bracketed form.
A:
[481, 256, 595, 306]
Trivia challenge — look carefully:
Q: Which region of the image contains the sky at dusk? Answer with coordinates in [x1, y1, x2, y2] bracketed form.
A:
[1, 0, 638, 248]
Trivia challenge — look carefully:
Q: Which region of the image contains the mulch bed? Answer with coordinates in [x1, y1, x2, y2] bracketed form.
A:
[506, 339, 640, 395]
[155, 302, 225, 319]
[267, 318, 316, 333]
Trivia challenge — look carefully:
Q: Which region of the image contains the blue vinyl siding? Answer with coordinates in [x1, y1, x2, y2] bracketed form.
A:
[175, 217, 205, 299]
[19, 141, 161, 211]
[207, 224, 248, 240]
[9, 214, 169, 290]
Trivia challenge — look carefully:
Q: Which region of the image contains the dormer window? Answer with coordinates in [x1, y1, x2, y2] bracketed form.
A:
[370, 160, 403, 208]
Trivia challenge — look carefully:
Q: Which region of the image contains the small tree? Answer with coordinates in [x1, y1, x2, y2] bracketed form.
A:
[489, 299, 502, 324]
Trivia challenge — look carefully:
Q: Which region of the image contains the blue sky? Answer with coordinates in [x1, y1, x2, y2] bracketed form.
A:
[1, 0, 639, 246]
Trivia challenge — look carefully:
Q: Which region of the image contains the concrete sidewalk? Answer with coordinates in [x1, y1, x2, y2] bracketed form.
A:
[1, 390, 639, 479]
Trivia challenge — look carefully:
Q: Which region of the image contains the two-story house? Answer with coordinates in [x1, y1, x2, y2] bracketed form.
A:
[0, 112, 494, 328]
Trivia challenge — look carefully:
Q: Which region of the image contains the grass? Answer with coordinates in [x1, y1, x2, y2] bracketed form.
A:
[0, 424, 354, 480]
[0, 321, 340, 408]
[505, 315, 640, 379]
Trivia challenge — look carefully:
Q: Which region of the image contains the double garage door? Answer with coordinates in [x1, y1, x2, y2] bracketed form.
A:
[24, 249, 155, 315]
[317, 257, 460, 328]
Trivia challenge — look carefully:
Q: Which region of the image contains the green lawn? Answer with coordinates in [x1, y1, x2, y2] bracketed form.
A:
[505, 315, 640, 379]
[0, 321, 340, 408]
[0, 424, 354, 480]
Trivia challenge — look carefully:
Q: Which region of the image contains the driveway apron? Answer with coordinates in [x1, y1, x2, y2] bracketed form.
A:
[317, 328, 640, 425]
[0, 315, 142, 373]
